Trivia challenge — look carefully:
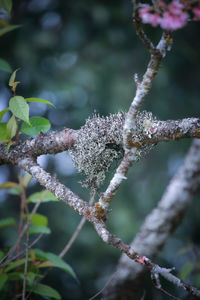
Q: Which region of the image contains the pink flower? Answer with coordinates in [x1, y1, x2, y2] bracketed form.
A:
[139, 7, 152, 24]
[193, 5, 200, 21]
[139, 7, 161, 27]
[168, 1, 184, 15]
[150, 13, 161, 27]
[160, 11, 188, 30]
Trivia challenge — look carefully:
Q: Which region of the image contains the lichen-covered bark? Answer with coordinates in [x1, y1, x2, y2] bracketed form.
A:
[17, 157, 96, 220]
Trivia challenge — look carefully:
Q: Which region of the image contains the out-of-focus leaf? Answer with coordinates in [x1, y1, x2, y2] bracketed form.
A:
[28, 225, 51, 235]
[0, 182, 18, 189]
[6, 115, 17, 139]
[0, 273, 8, 290]
[7, 185, 22, 195]
[7, 272, 24, 280]
[27, 283, 61, 300]
[0, 58, 12, 73]
[29, 213, 48, 227]
[0, 122, 10, 141]
[26, 272, 42, 285]
[7, 141, 12, 152]
[34, 249, 77, 279]
[8, 272, 42, 284]
[9, 96, 29, 124]
[0, 217, 15, 229]
[21, 117, 51, 136]
[0, 108, 9, 121]
[27, 190, 58, 203]
[179, 262, 194, 281]
[0, 250, 4, 260]
[26, 97, 56, 108]
[5, 258, 31, 272]
[0, 0, 12, 17]
[0, 17, 8, 26]
[22, 173, 32, 187]
[0, 24, 21, 37]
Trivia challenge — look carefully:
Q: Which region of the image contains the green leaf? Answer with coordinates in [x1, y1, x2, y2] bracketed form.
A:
[0, 108, 9, 121]
[34, 249, 77, 279]
[179, 262, 194, 281]
[0, 122, 10, 141]
[27, 283, 61, 300]
[7, 141, 12, 152]
[26, 272, 42, 285]
[8, 185, 22, 195]
[5, 258, 31, 272]
[0, 0, 12, 17]
[7, 271, 42, 284]
[21, 117, 51, 136]
[27, 190, 58, 203]
[0, 181, 18, 189]
[0, 58, 12, 73]
[0, 273, 8, 290]
[0, 250, 4, 260]
[9, 96, 29, 124]
[26, 97, 56, 108]
[9, 68, 19, 87]
[29, 225, 51, 235]
[29, 213, 48, 227]
[0, 24, 21, 37]
[0, 217, 15, 229]
[22, 173, 32, 187]
[6, 115, 18, 139]
[7, 272, 24, 280]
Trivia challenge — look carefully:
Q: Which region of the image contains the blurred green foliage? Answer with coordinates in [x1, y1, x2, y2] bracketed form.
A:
[0, 0, 200, 299]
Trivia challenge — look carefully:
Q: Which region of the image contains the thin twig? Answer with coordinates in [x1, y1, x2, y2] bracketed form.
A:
[59, 190, 96, 258]
[132, 0, 155, 53]
[159, 287, 181, 300]
[22, 231, 29, 300]
[89, 271, 119, 300]
[0, 199, 42, 266]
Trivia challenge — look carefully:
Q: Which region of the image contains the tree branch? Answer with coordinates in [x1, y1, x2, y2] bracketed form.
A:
[103, 139, 200, 299]
[2, 138, 199, 298]
[0, 128, 75, 165]
[140, 117, 200, 144]
[17, 157, 96, 219]
[0, 118, 199, 167]
[98, 32, 171, 210]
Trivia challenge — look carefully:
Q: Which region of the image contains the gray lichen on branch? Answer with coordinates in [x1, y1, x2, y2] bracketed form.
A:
[69, 111, 157, 189]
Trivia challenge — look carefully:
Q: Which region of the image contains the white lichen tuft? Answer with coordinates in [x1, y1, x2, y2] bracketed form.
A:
[69, 111, 157, 189]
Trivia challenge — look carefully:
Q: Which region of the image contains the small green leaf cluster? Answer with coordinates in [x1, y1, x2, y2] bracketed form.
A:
[0, 69, 54, 146]
[0, 175, 76, 299]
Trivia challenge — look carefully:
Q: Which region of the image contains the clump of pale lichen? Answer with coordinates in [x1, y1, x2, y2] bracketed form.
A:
[69, 112, 125, 189]
[69, 111, 157, 189]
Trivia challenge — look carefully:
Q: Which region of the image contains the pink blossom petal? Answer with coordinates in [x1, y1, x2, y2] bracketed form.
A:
[193, 6, 200, 21]
[139, 7, 152, 24]
[160, 11, 188, 30]
[168, 1, 184, 15]
[150, 13, 161, 27]
[139, 7, 161, 27]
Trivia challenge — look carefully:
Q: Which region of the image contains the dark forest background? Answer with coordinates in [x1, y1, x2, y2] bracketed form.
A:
[0, 0, 200, 299]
